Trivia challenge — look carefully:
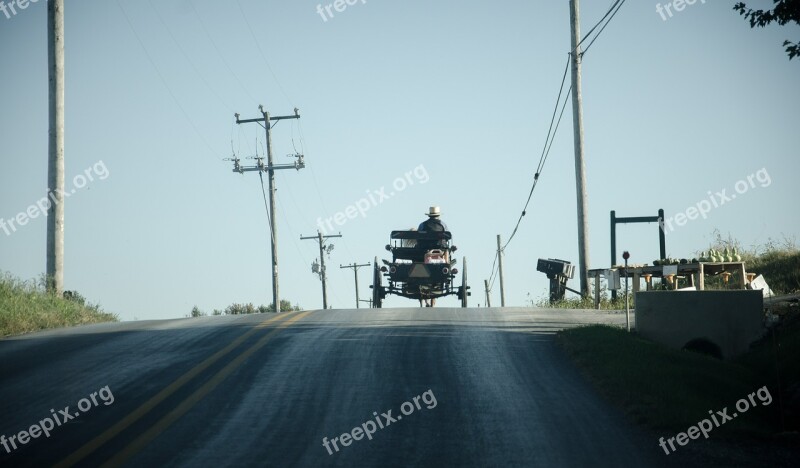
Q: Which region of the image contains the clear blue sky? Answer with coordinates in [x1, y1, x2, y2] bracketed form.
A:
[1, 0, 798, 320]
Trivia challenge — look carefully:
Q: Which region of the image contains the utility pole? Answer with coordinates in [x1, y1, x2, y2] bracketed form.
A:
[231, 106, 303, 313]
[301, 231, 342, 309]
[484, 280, 492, 308]
[570, 0, 590, 297]
[46, 0, 65, 295]
[497, 235, 506, 307]
[340, 262, 371, 309]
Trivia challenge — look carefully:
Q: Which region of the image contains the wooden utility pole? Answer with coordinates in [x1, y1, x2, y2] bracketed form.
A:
[497, 235, 506, 306]
[340, 262, 371, 308]
[233, 106, 303, 312]
[301, 231, 342, 309]
[46, 0, 65, 295]
[484, 280, 492, 308]
[570, 0, 590, 296]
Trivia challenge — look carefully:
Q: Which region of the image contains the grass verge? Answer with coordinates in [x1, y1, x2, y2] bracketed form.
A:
[557, 324, 796, 438]
[0, 273, 118, 338]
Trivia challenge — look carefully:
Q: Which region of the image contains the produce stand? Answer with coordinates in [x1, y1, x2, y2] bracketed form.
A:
[588, 262, 747, 309]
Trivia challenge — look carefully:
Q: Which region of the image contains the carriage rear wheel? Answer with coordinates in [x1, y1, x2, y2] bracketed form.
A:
[372, 257, 383, 308]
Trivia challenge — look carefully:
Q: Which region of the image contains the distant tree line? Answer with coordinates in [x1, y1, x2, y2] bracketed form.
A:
[190, 300, 301, 317]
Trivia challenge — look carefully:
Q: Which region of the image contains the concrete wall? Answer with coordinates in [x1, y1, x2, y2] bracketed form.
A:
[634, 291, 765, 359]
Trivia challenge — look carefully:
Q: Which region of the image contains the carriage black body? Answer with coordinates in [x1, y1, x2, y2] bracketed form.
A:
[371, 230, 469, 308]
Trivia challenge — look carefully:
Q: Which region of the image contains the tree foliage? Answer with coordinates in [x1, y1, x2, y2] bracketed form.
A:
[192, 300, 301, 317]
[734, 1, 800, 59]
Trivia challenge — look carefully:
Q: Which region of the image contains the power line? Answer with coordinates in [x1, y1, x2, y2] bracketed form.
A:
[234, 0, 295, 109]
[147, 0, 234, 113]
[301, 231, 343, 310]
[258, 171, 275, 246]
[297, 121, 360, 264]
[116, 0, 222, 160]
[503, 56, 572, 251]
[340, 262, 371, 309]
[188, 1, 258, 104]
[582, 0, 627, 56]
[489, 0, 628, 292]
[574, 0, 624, 53]
[228, 106, 304, 313]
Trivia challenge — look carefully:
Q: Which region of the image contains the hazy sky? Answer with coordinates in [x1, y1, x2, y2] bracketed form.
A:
[1, 0, 798, 320]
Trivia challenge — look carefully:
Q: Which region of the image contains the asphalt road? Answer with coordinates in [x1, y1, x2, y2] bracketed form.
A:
[0, 307, 667, 467]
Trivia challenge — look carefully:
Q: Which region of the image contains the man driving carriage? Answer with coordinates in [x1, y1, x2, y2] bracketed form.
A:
[372, 205, 469, 309]
[418, 206, 448, 250]
[417, 206, 449, 306]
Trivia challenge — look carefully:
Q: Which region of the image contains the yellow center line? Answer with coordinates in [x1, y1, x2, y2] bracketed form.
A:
[100, 311, 311, 467]
[55, 312, 299, 468]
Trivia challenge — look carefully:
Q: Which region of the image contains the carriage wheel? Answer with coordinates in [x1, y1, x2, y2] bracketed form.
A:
[372, 256, 383, 309]
[460, 257, 469, 308]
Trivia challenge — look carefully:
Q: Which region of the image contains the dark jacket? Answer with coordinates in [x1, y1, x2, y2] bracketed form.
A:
[418, 218, 448, 249]
[418, 217, 447, 233]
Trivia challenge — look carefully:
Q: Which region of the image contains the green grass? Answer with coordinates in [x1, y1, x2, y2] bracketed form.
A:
[0, 273, 118, 337]
[534, 294, 630, 310]
[703, 231, 799, 294]
[747, 250, 800, 294]
[557, 325, 793, 438]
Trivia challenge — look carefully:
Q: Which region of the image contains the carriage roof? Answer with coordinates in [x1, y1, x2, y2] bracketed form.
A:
[390, 230, 452, 241]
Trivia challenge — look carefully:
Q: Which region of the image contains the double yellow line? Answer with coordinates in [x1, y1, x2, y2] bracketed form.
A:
[56, 311, 310, 468]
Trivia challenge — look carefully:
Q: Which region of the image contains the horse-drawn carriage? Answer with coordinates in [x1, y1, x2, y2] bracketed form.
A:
[371, 230, 469, 308]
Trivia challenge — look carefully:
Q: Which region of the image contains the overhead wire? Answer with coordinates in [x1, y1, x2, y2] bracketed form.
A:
[503, 56, 571, 251]
[227, 2, 356, 277]
[490, 82, 573, 292]
[234, 0, 295, 109]
[486, 0, 628, 293]
[581, 0, 626, 57]
[187, 0, 258, 104]
[147, 0, 234, 114]
[132, 0, 345, 308]
[572, 0, 624, 54]
[115, 0, 222, 160]
[227, 2, 344, 282]
[275, 190, 323, 302]
[297, 125, 362, 304]
[258, 171, 276, 248]
[295, 120, 361, 266]
[253, 120, 348, 308]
